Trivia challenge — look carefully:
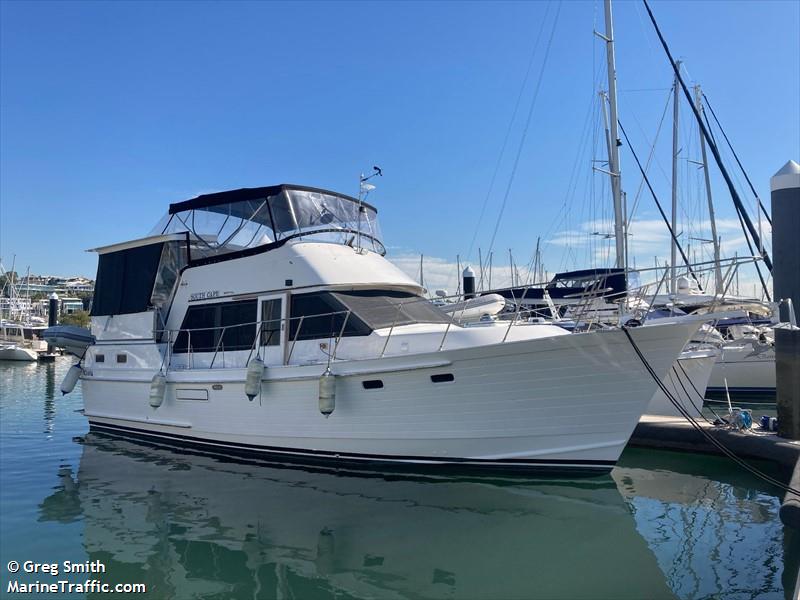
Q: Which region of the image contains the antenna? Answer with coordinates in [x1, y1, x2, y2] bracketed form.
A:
[357, 166, 383, 252]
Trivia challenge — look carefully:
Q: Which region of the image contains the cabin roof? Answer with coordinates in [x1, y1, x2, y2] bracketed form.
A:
[168, 184, 377, 215]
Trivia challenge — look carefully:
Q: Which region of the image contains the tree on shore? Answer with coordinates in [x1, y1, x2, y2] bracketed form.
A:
[59, 310, 90, 329]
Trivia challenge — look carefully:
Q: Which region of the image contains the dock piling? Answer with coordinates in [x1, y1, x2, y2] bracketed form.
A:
[771, 160, 800, 441]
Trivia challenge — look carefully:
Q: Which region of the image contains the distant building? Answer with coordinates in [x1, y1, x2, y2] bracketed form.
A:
[12, 275, 94, 295]
[2, 271, 94, 319]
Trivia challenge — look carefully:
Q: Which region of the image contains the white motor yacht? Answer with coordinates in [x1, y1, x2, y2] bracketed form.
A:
[69, 185, 702, 474]
[0, 322, 41, 361]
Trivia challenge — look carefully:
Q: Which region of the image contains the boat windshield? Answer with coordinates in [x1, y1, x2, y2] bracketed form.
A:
[151, 186, 384, 260]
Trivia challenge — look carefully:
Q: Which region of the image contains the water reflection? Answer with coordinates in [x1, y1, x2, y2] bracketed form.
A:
[43, 362, 56, 434]
[614, 449, 798, 599]
[40, 434, 675, 599]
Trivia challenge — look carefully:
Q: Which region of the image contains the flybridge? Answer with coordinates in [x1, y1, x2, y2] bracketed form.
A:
[89, 184, 388, 317]
[150, 184, 385, 261]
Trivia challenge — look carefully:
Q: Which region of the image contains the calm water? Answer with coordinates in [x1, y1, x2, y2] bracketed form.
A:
[1, 358, 797, 599]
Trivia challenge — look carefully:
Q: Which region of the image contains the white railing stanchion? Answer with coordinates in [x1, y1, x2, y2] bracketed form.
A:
[438, 322, 452, 351]
[380, 302, 403, 358]
[286, 315, 304, 365]
[331, 311, 351, 362]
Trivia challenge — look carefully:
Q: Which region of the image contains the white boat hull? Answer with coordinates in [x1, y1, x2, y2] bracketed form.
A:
[707, 342, 775, 401]
[82, 321, 698, 474]
[645, 350, 717, 419]
[0, 345, 38, 362]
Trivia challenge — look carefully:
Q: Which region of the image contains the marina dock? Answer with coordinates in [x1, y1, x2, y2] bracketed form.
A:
[631, 415, 800, 469]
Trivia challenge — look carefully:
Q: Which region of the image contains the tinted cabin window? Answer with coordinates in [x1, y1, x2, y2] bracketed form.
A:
[331, 290, 452, 329]
[289, 292, 371, 341]
[221, 301, 258, 351]
[91, 243, 164, 316]
[173, 300, 256, 353]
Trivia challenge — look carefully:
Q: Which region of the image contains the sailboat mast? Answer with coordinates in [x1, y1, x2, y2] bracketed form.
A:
[603, 0, 625, 270]
[670, 61, 681, 294]
[694, 84, 723, 294]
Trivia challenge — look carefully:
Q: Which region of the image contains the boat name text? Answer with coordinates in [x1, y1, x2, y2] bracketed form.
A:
[189, 290, 220, 301]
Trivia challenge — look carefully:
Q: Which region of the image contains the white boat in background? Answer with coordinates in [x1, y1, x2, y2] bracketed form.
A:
[645, 348, 718, 418]
[706, 339, 775, 402]
[0, 322, 43, 361]
[0, 342, 38, 362]
[660, 283, 778, 402]
[58, 184, 702, 475]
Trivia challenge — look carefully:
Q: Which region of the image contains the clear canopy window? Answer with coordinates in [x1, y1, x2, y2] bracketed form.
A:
[151, 185, 385, 260]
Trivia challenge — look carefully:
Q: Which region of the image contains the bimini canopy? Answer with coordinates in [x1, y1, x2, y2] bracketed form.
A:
[151, 184, 385, 262]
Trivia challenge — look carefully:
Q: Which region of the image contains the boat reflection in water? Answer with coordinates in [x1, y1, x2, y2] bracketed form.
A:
[40, 434, 674, 599]
[614, 449, 799, 600]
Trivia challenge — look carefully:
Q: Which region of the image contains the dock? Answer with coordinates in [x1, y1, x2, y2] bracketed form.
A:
[631, 415, 800, 468]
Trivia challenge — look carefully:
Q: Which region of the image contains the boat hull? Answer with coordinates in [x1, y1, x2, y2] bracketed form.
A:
[706, 342, 775, 402]
[0, 345, 38, 361]
[645, 350, 717, 419]
[81, 322, 698, 475]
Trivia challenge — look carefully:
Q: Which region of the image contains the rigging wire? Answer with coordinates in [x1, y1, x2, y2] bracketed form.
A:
[702, 93, 773, 227]
[732, 204, 772, 301]
[626, 87, 673, 223]
[641, 0, 773, 274]
[524, 87, 598, 283]
[698, 105, 772, 299]
[464, 1, 555, 264]
[622, 327, 800, 497]
[618, 120, 704, 290]
[486, 1, 564, 259]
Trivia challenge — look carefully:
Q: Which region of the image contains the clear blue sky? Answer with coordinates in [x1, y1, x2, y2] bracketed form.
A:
[1, 1, 798, 291]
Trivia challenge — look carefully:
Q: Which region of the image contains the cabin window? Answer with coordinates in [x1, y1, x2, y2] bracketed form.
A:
[95, 354, 105, 363]
[260, 299, 282, 346]
[116, 354, 127, 364]
[331, 290, 452, 329]
[362, 380, 384, 390]
[173, 300, 257, 353]
[220, 301, 258, 351]
[150, 240, 188, 309]
[288, 292, 371, 341]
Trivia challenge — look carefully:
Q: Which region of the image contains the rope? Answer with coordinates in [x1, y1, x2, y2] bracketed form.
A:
[669, 360, 710, 424]
[675, 358, 726, 423]
[622, 326, 800, 497]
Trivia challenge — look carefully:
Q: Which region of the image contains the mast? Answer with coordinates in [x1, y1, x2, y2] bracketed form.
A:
[642, 0, 772, 273]
[602, 0, 626, 270]
[478, 248, 483, 291]
[509, 249, 516, 287]
[694, 84, 723, 294]
[670, 61, 681, 294]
